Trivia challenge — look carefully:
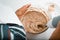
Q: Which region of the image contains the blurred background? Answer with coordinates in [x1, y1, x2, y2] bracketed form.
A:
[0, 0, 60, 40]
[0, 0, 60, 11]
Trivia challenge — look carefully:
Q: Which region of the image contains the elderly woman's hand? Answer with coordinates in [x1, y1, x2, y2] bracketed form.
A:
[16, 4, 31, 18]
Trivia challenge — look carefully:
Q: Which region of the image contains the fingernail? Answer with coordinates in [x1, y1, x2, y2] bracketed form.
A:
[25, 4, 31, 7]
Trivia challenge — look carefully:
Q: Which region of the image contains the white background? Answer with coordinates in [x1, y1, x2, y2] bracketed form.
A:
[0, 0, 60, 11]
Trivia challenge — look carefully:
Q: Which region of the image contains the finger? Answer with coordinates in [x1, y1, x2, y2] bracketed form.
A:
[20, 4, 31, 13]
[16, 4, 31, 16]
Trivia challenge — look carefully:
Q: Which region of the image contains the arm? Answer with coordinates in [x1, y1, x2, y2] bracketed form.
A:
[49, 21, 60, 40]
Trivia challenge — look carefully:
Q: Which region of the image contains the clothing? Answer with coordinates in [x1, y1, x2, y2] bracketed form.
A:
[52, 16, 60, 28]
[0, 23, 26, 40]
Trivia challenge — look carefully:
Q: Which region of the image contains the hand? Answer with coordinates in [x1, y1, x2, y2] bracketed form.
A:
[49, 21, 60, 40]
[16, 4, 31, 18]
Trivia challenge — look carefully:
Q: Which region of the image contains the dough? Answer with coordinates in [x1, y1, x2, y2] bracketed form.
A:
[20, 7, 49, 34]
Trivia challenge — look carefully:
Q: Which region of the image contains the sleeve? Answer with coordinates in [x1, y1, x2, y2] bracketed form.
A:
[8, 23, 26, 40]
[0, 24, 10, 40]
[0, 23, 26, 40]
[52, 16, 60, 28]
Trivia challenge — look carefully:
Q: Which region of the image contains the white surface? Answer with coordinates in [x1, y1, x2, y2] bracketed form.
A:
[0, 0, 60, 40]
[0, 0, 60, 11]
[26, 28, 55, 40]
[0, 4, 23, 26]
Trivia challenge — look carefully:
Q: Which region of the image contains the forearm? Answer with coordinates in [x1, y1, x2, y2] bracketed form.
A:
[49, 21, 60, 40]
